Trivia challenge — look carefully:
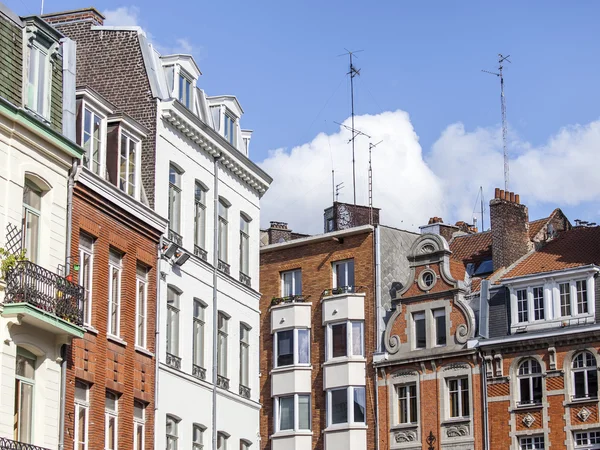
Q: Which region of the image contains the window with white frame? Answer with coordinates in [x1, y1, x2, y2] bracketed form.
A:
[14, 348, 36, 443]
[413, 312, 426, 349]
[274, 328, 310, 367]
[133, 400, 145, 450]
[327, 387, 366, 426]
[532, 286, 544, 320]
[136, 264, 148, 348]
[217, 432, 228, 450]
[81, 106, 104, 175]
[105, 391, 118, 450]
[447, 377, 470, 418]
[240, 324, 250, 388]
[166, 415, 179, 450]
[333, 259, 355, 292]
[577, 280, 589, 314]
[108, 249, 122, 336]
[194, 182, 207, 251]
[560, 282, 572, 317]
[326, 321, 363, 360]
[240, 439, 252, 450]
[119, 131, 139, 198]
[240, 214, 251, 277]
[224, 113, 236, 146]
[26, 41, 51, 118]
[193, 299, 206, 370]
[22, 179, 42, 264]
[517, 289, 528, 323]
[79, 233, 94, 326]
[218, 312, 229, 377]
[573, 351, 598, 400]
[282, 269, 302, 297]
[192, 424, 205, 450]
[178, 73, 192, 109]
[218, 198, 229, 263]
[167, 287, 180, 357]
[574, 430, 600, 449]
[560, 280, 591, 317]
[168, 165, 182, 235]
[518, 359, 542, 405]
[74, 380, 89, 450]
[397, 383, 418, 424]
[519, 436, 545, 450]
[275, 394, 311, 432]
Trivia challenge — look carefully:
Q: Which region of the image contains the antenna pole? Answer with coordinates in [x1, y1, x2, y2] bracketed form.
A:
[480, 186, 485, 232]
[41, 0, 44, 14]
[349, 51, 357, 205]
[368, 141, 383, 225]
[499, 54, 509, 192]
[332, 170, 335, 204]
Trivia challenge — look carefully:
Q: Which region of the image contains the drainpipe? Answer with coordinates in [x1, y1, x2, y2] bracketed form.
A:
[211, 155, 220, 450]
[58, 344, 67, 450]
[373, 226, 381, 450]
[65, 159, 77, 273]
[154, 235, 164, 446]
[479, 349, 490, 450]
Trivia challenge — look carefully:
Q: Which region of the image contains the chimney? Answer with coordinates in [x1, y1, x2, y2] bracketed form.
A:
[267, 221, 292, 245]
[490, 188, 530, 270]
[420, 217, 459, 242]
[42, 8, 105, 26]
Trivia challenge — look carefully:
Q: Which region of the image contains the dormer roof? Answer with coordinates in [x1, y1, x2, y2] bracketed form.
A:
[206, 95, 244, 117]
[161, 54, 201, 79]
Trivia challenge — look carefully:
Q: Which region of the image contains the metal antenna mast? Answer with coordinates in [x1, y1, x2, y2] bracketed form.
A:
[368, 140, 383, 225]
[483, 53, 511, 191]
[335, 182, 345, 201]
[480, 186, 485, 232]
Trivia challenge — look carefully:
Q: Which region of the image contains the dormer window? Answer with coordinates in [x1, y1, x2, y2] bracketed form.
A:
[82, 106, 105, 176]
[26, 42, 51, 118]
[224, 113, 236, 146]
[178, 73, 193, 109]
[119, 132, 139, 197]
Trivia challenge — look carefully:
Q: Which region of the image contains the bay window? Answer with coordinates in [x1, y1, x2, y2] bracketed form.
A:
[326, 387, 366, 426]
[281, 269, 302, 297]
[274, 328, 310, 367]
[448, 377, 470, 418]
[397, 383, 418, 424]
[119, 131, 139, 197]
[326, 321, 363, 360]
[81, 106, 104, 175]
[275, 394, 311, 432]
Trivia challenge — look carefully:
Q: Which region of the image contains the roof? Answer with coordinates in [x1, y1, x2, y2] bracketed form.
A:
[449, 231, 492, 268]
[528, 217, 548, 240]
[449, 257, 467, 281]
[502, 227, 600, 279]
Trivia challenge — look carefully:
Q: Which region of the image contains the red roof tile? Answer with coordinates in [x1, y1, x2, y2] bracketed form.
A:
[528, 217, 548, 240]
[449, 232, 492, 267]
[502, 227, 600, 279]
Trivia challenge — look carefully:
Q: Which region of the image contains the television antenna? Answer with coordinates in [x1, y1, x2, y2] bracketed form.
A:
[335, 182, 345, 201]
[482, 53, 511, 192]
[368, 140, 383, 225]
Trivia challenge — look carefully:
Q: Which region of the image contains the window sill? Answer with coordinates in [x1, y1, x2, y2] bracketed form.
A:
[270, 364, 312, 374]
[390, 423, 419, 431]
[84, 324, 99, 335]
[135, 346, 154, 357]
[512, 402, 543, 412]
[271, 430, 313, 439]
[323, 357, 366, 367]
[324, 423, 368, 433]
[441, 417, 471, 426]
[107, 334, 127, 347]
[567, 396, 598, 405]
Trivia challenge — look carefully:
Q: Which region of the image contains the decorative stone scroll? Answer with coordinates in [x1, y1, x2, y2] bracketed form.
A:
[395, 430, 417, 443]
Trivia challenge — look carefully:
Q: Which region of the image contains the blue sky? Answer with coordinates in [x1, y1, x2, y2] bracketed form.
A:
[7, 0, 600, 232]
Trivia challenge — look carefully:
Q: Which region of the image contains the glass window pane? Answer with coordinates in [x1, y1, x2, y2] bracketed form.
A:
[331, 323, 347, 358]
[435, 311, 446, 346]
[276, 330, 293, 367]
[574, 372, 586, 398]
[351, 322, 363, 356]
[298, 395, 310, 430]
[331, 389, 348, 424]
[279, 396, 294, 430]
[353, 387, 366, 423]
[298, 329, 310, 364]
[414, 313, 426, 349]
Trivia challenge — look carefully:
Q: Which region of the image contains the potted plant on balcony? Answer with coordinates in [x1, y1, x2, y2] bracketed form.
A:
[0, 247, 27, 278]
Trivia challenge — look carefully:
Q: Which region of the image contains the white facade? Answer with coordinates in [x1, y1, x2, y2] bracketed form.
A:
[150, 52, 271, 450]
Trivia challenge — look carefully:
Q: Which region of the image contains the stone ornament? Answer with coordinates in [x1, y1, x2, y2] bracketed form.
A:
[578, 407, 591, 422]
[446, 424, 469, 437]
[395, 430, 417, 443]
[522, 413, 535, 428]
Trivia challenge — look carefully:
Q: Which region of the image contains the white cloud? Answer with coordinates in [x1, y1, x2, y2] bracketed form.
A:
[103, 6, 140, 27]
[259, 111, 600, 235]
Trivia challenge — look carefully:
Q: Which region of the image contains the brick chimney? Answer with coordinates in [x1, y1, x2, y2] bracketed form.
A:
[42, 8, 105, 26]
[490, 188, 530, 270]
[267, 222, 292, 245]
[419, 217, 459, 243]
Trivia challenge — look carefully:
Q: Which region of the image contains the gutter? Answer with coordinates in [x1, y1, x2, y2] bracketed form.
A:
[154, 235, 163, 446]
[479, 349, 490, 450]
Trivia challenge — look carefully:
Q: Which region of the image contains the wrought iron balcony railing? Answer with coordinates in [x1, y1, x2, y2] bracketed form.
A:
[322, 285, 366, 297]
[0, 437, 51, 450]
[4, 260, 84, 326]
[168, 229, 183, 246]
[239, 272, 251, 287]
[166, 353, 181, 370]
[217, 374, 230, 390]
[271, 294, 310, 306]
[192, 364, 206, 380]
[239, 384, 251, 399]
[194, 245, 208, 262]
[217, 260, 230, 275]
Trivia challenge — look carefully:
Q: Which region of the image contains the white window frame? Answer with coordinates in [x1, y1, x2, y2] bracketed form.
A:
[166, 287, 181, 357]
[14, 350, 36, 443]
[133, 400, 145, 450]
[281, 269, 302, 297]
[396, 383, 418, 424]
[326, 320, 363, 360]
[217, 312, 229, 377]
[74, 380, 90, 450]
[119, 130, 140, 199]
[273, 328, 310, 368]
[274, 394, 312, 433]
[217, 432, 228, 450]
[332, 259, 355, 292]
[240, 214, 251, 277]
[240, 323, 251, 388]
[22, 179, 42, 264]
[178, 71, 194, 109]
[218, 198, 229, 263]
[166, 415, 179, 450]
[433, 308, 447, 347]
[532, 286, 545, 321]
[194, 182, 207, 251]
[79, 233, 94, 326]
[413, 311, 426, 349]
[193, 423, 205, 450]
[193, 299, 206, 370]
[223, 112, 236, 146]
[517, 359, 543, 406]
[168, 164, 182, 235]
[108, 250, 122, 337]
[519, 435, 545, 449]
[574, 430, 600, 449]
[447, 376, 470, 419]
[104, 391, 118, 450]
[26, 40, 52, 119]
[135, 265, 148, 348]
[572, 351, 598, 400]
[80, 103, 106, 176]
[326, 386, 366, 427]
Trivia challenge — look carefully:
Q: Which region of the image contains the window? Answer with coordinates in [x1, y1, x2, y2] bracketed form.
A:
[573, 351, 598, 399]
[577, 280, 589, 314]
[217, 432, 228, 450]
[422, 271, 435, 289]
[193, 300, 206, 369]
[413, 312, 426, 349]
[74, 380, 89, 450]
[327, 321, 363, 360]
[178, 74, 192, 109]
[26, 42, 50, 117]
[81, 106, 103, 175]
[517, 289, 528, 323]
[533, 287, 544, 320]
[105, 391, 118, 450]
[79, 233, 94, 325]
[574, 431, 600, 449]
[275, 394, 311, 432]
[434, 309, 446, 346]
[133, 401, 145, 450]
[282, 270, 302, 297]
[169, 165, 182, 235]
[240, 215, 250, 276]
[397, 384, 417, 424]
[240, 440, 251, 450]
[327, 387, 366, 426]
[560, 282, 571, 317]
[14, 348, 36, 443]
[224, 113, 235, 146]
[22, 180, 42, 264]
[240, 324, 250, 388]
[167, 287, 180, 357]
[218, 312, 228, 377]
[194, 182, 207, 251]
[518, 359, 542, 405]
[166, 416, 179, 450]
[519, 436, 545, 449]
[136, 264, 148, 348]
[333, 259, 355, 292]
[218, 199, 229, 263]
[193, 424, 205, 450]
[119, 132, 139, 197]
[274, 328, 310, 367]
[108, 250, 122, 336]
[448, 377, 470, 418]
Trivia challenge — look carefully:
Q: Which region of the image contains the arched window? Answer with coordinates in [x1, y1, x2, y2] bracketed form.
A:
[518, 359, 542, 406]
[573, 351, 598, 400]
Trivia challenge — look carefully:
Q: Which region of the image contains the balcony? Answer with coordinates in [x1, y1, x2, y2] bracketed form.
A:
[166, 353, 181, 370]
[2, 261, 84, 338]
[217, 374, 230, 390]
[194, 245, 208, 262]
[168, 229, 183, 246]
[271, 294, 310, 307]
[239, 384, 251, 399]
[217, 259, 230, 275]
[0, 437, 51, 450]
[192, 364, 206, 380]
[239, 272, 251, 287]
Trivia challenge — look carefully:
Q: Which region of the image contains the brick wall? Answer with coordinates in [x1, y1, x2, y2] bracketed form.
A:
[259, 230, 376, 450]
[64, 182, 160, 450]
[0, 14, 22, 106]
[490, 189, 530, 270]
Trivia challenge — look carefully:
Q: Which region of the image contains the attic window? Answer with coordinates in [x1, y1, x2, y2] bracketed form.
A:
[178, 73, 192, 109]
[224, 113, 236, 146]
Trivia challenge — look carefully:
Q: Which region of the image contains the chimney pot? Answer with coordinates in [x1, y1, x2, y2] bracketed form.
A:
[515, 194, 520, 204]
[499, 190, 505, 200]
[495, 188, 500, 199]
[510, 192, 515, 202]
